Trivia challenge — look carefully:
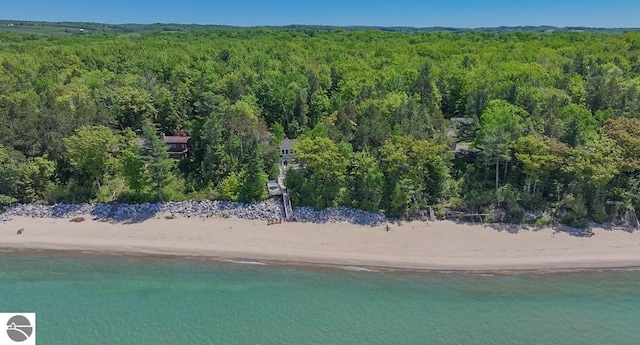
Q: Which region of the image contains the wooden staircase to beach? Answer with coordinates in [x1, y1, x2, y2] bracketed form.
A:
[278, 163, 294, 221]
[282, 191, 293, 221]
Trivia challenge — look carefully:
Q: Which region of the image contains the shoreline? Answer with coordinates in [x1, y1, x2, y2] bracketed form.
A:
[2, 215, 640, 272]
[3, 247, 640, 276]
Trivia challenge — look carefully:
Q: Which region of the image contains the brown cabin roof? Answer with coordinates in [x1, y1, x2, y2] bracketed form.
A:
[163, 136, 190, 144]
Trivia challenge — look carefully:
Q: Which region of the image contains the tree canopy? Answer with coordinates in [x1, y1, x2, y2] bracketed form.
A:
[1, 27, 640, 226]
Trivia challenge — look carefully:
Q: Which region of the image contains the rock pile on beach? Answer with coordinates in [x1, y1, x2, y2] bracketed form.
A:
[1, 200, 386, 226]
[1, 199, 285, 222]
[292, 206, 386, 226]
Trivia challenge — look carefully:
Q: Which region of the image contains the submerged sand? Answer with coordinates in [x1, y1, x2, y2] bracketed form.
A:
[1, 215, 640, 271]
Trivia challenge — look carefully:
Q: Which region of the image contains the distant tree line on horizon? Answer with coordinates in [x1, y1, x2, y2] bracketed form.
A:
[2, 27, 640, 227]
[1, 20, 639, 37]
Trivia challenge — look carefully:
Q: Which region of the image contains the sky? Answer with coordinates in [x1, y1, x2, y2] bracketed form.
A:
[2, 0, 639, 28]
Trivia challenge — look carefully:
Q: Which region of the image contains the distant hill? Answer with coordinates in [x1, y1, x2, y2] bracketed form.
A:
[0, 20, 638, 36]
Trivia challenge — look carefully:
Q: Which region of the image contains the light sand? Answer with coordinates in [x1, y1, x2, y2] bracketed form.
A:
[1, 215, 640, 271]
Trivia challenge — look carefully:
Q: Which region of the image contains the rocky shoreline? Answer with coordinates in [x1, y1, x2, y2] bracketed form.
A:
[1, 199, 386, 226]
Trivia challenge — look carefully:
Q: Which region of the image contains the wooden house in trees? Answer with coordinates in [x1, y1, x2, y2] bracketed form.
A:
[161, 131, 191, 159]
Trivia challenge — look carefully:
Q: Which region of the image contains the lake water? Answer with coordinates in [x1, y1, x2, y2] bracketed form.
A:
[1, 253, 639, 344]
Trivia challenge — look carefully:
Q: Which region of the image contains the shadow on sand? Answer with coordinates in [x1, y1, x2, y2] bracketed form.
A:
[482, 221, 636, 237]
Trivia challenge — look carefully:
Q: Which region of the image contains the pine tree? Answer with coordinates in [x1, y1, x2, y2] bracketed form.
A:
[121, 144, 148, 199]
[198, 114, 232, 188]
[240, 141, 268, 203]
[141, 122, 174, 201]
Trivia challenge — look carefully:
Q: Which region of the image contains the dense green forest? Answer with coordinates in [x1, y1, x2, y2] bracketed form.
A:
[2, 25, 640, 226]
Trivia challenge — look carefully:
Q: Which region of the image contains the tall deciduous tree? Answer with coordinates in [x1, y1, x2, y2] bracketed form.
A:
[380, 136, 450, 217]
[557, 104, 596, 147]
[348, 149, 384, 212]
[121, 141, 148, 198]
[18, 155, 56, 203]
[0, 145, 22, 204]
[603, 117, 640, 172]
[113, 86, 158, 131]
[513, 136, 568, 197]
[563, 137, 621, 222]
[63, 125, 121, 191]
[473, 100, 526, 195]
[564, 137, 620, 191]
[292, 136, 350, 209]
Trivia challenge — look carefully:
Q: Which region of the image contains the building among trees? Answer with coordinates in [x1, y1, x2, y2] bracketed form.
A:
[279, 138, 298, 161]
[161, 131, 191, 159]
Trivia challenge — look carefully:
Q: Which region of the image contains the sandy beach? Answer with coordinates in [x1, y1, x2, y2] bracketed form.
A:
[1, 215, 640, 271]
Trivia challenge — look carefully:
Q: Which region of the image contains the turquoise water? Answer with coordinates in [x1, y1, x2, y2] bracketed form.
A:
[1, 254, 640, 344]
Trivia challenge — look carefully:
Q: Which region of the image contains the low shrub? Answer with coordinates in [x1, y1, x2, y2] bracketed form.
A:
[0, 194, 18, 206]
[534, 215, 553, 228]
